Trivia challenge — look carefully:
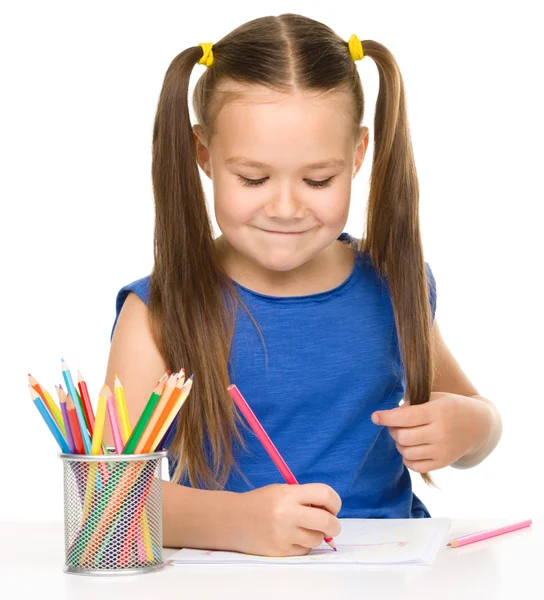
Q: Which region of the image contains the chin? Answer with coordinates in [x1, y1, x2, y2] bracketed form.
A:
[251, 250, 304, 272]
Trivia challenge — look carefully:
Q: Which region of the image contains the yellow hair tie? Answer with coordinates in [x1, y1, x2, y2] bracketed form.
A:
[348, 34, 364, 62]
[198, 42, 214, 68]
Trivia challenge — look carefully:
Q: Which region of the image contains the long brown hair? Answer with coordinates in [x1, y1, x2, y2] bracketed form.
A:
[148, 13, 437, 490]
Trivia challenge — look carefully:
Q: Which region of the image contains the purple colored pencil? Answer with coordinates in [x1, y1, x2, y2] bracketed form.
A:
[156, 415, 178, 451]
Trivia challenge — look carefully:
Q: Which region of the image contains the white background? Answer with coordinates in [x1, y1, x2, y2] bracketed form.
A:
[1, 1, 542, 522]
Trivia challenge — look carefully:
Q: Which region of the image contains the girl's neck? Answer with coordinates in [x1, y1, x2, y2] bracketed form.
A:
[214, 234, 355, 297]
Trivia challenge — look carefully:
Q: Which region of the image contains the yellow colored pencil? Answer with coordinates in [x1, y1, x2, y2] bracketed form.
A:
[91, 385, 108, 455]
[83, 384, 109, 520]
[114, 375, 131, 444]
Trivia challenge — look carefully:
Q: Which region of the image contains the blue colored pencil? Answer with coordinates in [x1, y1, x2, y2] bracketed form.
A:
[61, 359, 92, 453]
[29, 386, 70, 453]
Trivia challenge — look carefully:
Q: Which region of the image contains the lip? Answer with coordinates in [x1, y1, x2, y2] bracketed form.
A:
[260, 229, 307, 235]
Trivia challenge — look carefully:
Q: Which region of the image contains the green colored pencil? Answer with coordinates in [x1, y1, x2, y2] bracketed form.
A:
[122, 380, 166, 454]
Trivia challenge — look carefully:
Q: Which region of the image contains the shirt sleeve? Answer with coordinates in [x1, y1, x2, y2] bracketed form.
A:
[424, 261, 437, 323]
[110, 275, 151, 342]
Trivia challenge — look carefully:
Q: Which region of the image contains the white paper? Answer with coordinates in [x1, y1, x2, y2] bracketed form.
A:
[168, 517, 452, 566]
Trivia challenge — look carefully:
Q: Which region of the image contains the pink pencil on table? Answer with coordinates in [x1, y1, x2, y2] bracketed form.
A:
[447, 519, 532, 548]
[227, 384, 337, 551]
[106, 387, 124, 453]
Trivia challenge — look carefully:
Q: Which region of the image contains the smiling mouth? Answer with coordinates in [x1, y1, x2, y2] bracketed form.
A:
[260, 229, 307, 235]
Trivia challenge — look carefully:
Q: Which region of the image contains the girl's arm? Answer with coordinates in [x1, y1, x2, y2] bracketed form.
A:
[102, 292, 246, 550]
[429, 320, 502, 469]
[103, 291, 341, 555]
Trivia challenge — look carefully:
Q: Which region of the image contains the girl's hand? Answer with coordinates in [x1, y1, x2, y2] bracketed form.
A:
[236, 483, 342, 557]
[371, 392, 492, 472]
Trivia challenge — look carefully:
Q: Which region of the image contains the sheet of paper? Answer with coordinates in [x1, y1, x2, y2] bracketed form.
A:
[168, 517, 452, 566]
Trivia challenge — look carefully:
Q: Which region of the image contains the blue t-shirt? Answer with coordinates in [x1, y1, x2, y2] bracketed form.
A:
[111, 232, 437, 518]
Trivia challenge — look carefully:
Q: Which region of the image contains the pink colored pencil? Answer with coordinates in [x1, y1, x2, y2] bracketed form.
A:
[227, 384, 336, 550]
[447, 519, 532, 548]
[106, 390, 124, 453]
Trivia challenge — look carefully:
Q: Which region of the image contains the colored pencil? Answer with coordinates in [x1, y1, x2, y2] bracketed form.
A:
[447, 519, 532, 548]
[147, 375, 193, 453]
[56, 386, 76, 454]
[62, 359, 92, 453]
[153, 372, 186, 451]
[29, 374, 66, 436]
[118, 463, 157, 565]
[113, 375, 131, 444]
[109, 377, 155, 557]
[106, 388, 124, 453]
[77, 461, 148, 564]
[77, 371, 96, 434]
[135, 373, 178, 453]
[92, 385, 108, 455]
[29, 386, 70, 453]
[122, 379, 166, 454]
[88, 385, 110, 509]
[66, 394, 85, 454]
[155, 413, 178, 451]
[227, 384, 336, 550]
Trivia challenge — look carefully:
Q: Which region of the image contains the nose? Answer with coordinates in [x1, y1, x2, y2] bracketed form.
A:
[263, 184, 308, 220]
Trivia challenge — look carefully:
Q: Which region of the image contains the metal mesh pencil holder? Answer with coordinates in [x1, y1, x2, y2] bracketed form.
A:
[59, 450, 167, 576]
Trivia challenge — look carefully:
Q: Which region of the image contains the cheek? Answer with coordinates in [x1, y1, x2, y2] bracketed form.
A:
[212, 182, 256, 225]
[314, 187, 351, 225]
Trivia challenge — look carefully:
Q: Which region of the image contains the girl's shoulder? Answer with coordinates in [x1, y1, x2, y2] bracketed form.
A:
[111, 275, 151, 341]
[340, 231, 437, 319]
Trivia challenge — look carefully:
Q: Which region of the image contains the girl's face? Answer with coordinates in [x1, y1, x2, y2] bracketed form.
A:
[194, 84, 368, 282]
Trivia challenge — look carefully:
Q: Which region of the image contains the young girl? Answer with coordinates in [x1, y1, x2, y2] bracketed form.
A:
[104, 13, 502, 557]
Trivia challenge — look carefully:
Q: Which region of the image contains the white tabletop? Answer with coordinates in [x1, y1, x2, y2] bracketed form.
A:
[1, 519, 537, 599]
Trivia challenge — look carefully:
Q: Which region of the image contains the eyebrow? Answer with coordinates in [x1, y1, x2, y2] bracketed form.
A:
[225, 156, 346, 169]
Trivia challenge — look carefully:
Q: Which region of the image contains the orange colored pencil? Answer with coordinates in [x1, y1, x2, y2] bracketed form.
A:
[28, 374, 66, 436]
[135, 373, 178, 453]
[141, 374, 189, 453]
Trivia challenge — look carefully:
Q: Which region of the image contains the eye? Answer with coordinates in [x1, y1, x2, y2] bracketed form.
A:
[237, 176, 335, 188]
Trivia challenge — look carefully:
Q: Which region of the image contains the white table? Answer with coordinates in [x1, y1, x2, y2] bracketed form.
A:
[1, 519, 537, 599]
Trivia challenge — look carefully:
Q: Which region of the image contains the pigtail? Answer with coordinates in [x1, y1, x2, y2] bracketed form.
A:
[360, 41, 437, 487]
[148, 46, 248, 489]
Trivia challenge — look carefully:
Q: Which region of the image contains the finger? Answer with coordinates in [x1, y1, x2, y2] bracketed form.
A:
[293, 527, 329, 550]
[296, 484, 342, 516]
[372, 404, 432, 428]
[296, 505, 342, 539]
[388, 424, 432, 446]
[395, 442, 434, 461]
[288, 545, 313, 556]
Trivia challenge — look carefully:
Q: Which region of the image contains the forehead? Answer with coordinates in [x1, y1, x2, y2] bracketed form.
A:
[210, 83, 355, 160]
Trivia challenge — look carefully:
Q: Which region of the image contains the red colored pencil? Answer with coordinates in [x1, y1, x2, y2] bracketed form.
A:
[66, 393, 85, 454]
[77, 371, 96, 436]
[227, 384, 337, 550]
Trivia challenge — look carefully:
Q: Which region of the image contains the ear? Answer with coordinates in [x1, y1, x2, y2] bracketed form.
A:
[352, 126, 369, 179]
[193, 124, 212, 179]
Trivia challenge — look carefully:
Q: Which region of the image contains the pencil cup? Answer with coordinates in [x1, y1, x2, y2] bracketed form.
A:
[59, 451, 167, 576]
